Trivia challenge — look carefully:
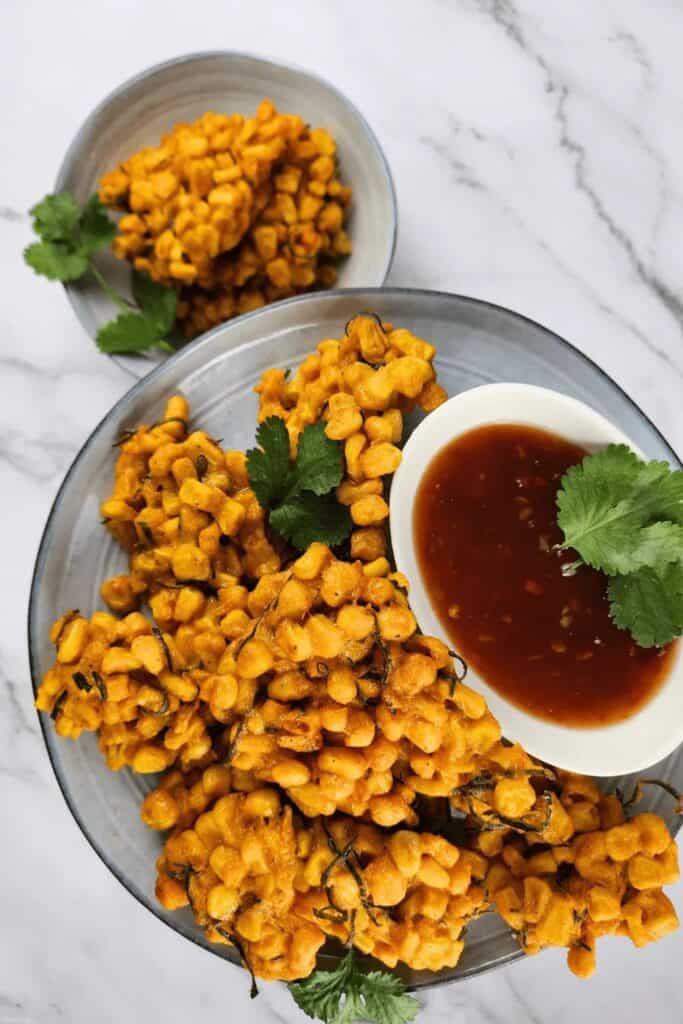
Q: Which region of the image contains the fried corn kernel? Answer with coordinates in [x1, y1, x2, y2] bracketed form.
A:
[100, 396, 281, 597]
[255, 315, 444, 452]
[37, 609, 221, 773]
[153, 783, 488, 980]
[155, 787, 326, 980]
[100, 102, 353, 338]
[474, 769, 680, 977]
[226, 554, 501, 826]
[293, 817, 489, 972]
[141, 763, 234, 832]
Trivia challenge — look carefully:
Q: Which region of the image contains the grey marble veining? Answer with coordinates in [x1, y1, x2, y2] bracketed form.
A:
[2, 0, 682, 1021]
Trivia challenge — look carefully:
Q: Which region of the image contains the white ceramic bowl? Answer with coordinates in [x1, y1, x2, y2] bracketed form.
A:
[390, 382, 683, 776]
[55, 51, 397, 379]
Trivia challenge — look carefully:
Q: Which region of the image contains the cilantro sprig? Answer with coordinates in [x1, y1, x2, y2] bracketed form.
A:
[288, 948, 420, 1024]
[557, 443, 683, 647]
[247, 417, 352, 549]
[24, 191, 177, 355]
[97, 269, 177, 354]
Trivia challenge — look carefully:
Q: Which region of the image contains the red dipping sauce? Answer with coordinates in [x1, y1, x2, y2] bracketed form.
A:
[414, 423, 676, 727]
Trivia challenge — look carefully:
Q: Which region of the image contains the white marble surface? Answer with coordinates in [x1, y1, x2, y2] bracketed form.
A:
[2, 0, 683, 1021]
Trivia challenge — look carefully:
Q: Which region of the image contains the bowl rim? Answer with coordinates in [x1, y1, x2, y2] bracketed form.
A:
[27, 286, 682, 988]
[54, 49, 398, 379]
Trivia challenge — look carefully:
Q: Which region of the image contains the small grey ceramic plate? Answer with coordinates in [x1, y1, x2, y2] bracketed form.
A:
[29, 289, 683, 990]
[55, 51, 397, 379]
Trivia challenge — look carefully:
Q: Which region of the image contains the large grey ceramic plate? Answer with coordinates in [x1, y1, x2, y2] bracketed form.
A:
[29, 289, 683, 990]
[55, 51, 397, 380]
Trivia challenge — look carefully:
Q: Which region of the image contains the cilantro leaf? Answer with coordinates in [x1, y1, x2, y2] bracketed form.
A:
[290, 422, 345, 496]
[29, 192, 115, 258]
[609, 562, 683, 648]
[25, 192, 116, 283]
[271, 492, 352, 549]
[626, 521, 683, 570]
[131, 268, 177, 335]
[289, 951, 355, 1023]
[23, 240, 89, 282]
[359, 971, 421, 1024]
[636, 459, 683, 524]
[557, 444, 683, 575]
[246, 416, 352, 549]
[79, 194, 117, 254]
[247, 417, 292, 509]
[96, 312, 165, 354]
[288, 950, 419, 1024]
[99, 268, 178, 354]
[30, 193, 81, 243]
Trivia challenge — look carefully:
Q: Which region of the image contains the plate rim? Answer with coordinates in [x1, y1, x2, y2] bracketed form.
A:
[54, 49, 398, 378]
[27, 286, 682, 988]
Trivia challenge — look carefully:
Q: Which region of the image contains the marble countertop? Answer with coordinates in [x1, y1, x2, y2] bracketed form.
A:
[2, 0, 683, 1021]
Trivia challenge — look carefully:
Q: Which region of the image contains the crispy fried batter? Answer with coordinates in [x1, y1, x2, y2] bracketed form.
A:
[36, 317, 680, 985]
[99, 101, 353, 337]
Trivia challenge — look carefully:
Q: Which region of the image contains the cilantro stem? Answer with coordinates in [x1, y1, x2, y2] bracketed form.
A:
[89, 262, 136, 313]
